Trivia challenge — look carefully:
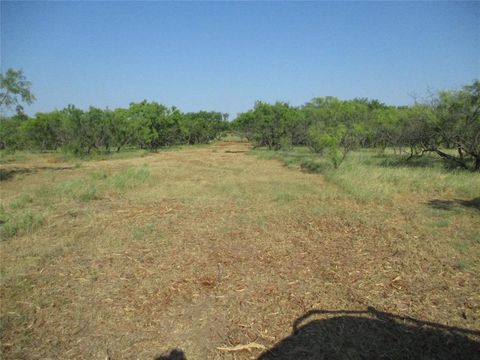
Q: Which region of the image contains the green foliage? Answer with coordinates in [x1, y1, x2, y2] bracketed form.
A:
[32, 179, 100, 204]
[131, 223, 157, 241]
[0, 206, 44, 240]
[2, 73, 478, 171]
[0, 68, 35, 115]
[77, 185, 99, 202]
[180, 111, 229, 144]
[1, 100, 230, 155]
[251, 147, 479, 204]
[10, 194, 34, 210]
[234, 80, 480, 171]
[111, 166, 151, 190]
[433, 80, 480, 170]
[234, 101, 301, 149]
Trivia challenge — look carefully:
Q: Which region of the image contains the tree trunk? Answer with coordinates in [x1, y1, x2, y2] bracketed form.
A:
[474, 155, 480, 172]
[432, 149, 468, 169]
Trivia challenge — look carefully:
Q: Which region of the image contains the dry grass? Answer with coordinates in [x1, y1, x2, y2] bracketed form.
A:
[1, 142, 479, 359]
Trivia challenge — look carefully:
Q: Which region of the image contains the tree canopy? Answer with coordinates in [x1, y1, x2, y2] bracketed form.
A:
[1, 69, 478, 171]
[0, 68, 36, 115]
[233, 80, 480, 171]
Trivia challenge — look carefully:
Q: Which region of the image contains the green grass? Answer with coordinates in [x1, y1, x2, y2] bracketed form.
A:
[0, 207, 45, 240]
[432, 219, 450, 228]
[0, 148, 151, 164]
[9, 194, 34, 210]
[32, 180, 98, 203]
[1, 165, 152, 241]
[31, 165, 152, 203]
[90, 169, 109, 180]
[274, 192, 297, 204]
[131, 223, 158, 241]
[250, 147, 480, 202]
[110, 166, 151, 191]
[454, 259, 477, 271]
[0, 150, 41, 164]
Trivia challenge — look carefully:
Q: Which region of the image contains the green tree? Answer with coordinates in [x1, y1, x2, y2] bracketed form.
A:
[433, 80, 480, 170]
[0, 69, 36, 114]
[127, 101, 182, 150]
[234, 101, 298, 150]
[0, 113, 29, 150]
[22, 111, 65, 150]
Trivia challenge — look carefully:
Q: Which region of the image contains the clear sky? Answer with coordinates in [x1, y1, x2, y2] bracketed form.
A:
[1, 1, 479, 118]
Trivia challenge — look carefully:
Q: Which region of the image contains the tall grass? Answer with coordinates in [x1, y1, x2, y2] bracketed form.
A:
[110, 166, 151, 190]
[0, 206, 44, 240]
[1, 165, 152, 241]
[250, 147, 480, 202]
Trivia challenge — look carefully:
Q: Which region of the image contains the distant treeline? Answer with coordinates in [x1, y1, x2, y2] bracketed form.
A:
[1, 101, 229, 154]
[232, 80, 480, 171]
[1, 80, 478, 171]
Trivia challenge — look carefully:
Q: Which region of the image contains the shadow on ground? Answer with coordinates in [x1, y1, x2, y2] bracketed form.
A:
[0, 166, 73, 181]
[427, 197, 480, 211]
[257, 307, 480, 360]
[155, 349, 186, 360]
[155, 307, 480, 360]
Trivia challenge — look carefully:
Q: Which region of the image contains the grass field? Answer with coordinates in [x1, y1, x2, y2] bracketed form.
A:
[1, 141, 479, 359]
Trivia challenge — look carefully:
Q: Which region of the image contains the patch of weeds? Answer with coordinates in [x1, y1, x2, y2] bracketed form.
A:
[432, 219, 450, 228]
[300, 160, 326, 173]
[67, 209, 80, 218]
[458, 232, 480, 248]
[10, 194, 34, 210]
[378, 156, 434, 169]
[274, 192, 297, 203]
[74, 161, 82, 169]
[218, 183, 244, 199]
[90, 170, 109, 180]
[131, 223, 157, 241]
[33, 185, 57, 203]
[471, 234, 480, 245]
[0, 311, 30, 339]
[0, 149, 18, 163]
[422, 206, 463, 218]
[111, 166, 151, 191]
[34, 179, 100, 203]
[454, 259, 476, 271]
[0, 208, 44, 240]
[454, 240, 470, 253]
[78, 185, 98, 202]
[57, 180, 100, 202]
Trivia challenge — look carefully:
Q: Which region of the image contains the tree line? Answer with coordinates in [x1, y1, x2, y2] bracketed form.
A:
[1, 69, 478, 171]
[1, 69, 230, 154]
[232, 80, 480, 171]
[1, 101, 229, 154]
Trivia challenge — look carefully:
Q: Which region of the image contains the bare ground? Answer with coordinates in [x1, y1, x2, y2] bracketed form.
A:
[1, 142, 479, 359]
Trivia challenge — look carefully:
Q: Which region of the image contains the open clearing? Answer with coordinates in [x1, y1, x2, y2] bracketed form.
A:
[1, 141, 479, 359]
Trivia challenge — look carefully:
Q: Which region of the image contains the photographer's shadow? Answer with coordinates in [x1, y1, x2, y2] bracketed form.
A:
[258, 307, 480, 360]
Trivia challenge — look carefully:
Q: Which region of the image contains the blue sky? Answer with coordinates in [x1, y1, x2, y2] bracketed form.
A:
[1, 1, 479, 118]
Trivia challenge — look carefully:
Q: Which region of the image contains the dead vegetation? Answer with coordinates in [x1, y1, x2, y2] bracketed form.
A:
[1, 141, 479, 359]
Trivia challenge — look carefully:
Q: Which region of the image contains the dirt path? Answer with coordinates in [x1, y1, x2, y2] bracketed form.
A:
[1, 142, 479, 359]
